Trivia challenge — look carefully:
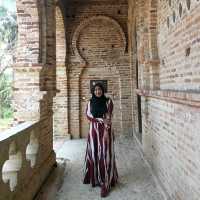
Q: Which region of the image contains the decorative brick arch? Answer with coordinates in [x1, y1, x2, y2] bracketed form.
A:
[72, 15, 127, 66]
[67, 16, 130, 138]
[16, 0, 40, 64]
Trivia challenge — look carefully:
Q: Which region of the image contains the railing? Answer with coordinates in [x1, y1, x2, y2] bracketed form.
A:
[0, 121, 56, 200]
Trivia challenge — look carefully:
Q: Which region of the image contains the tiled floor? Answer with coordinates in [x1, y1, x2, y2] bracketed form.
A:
[52, 136, 166, 200]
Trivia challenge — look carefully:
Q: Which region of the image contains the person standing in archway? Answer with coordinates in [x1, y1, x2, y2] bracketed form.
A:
[83, 82, 118, 198]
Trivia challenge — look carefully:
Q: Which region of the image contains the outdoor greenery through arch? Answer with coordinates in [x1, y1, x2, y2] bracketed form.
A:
[0, 0, 17, 131]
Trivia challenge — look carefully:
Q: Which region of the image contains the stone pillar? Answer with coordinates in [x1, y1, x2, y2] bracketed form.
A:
[13, 0, 57, 198]
[118, 56, 133, 136]
[13, 64, 45, 123]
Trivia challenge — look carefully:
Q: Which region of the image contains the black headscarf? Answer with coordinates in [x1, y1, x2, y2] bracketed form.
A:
[90, 82, 108, 118]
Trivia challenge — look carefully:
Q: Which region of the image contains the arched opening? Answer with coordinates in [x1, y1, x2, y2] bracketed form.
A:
[0, 0, 17, 132]
[0, 0, 199, 199]
[0, 0, 57, 199]
[56, 0, 132, 139]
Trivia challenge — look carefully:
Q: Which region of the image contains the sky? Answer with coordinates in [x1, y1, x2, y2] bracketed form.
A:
[0, 0, 16, 12]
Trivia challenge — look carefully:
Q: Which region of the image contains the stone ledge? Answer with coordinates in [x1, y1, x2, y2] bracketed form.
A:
[0, 121, 37, 141]
[136, 89, 200, 107]
[14, 63, 44, 69]
[0, 120, 56, 200]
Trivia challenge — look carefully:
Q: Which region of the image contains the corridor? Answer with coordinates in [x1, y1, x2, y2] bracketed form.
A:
[1, 0, 200, 199]
[42, 136, 166, 200]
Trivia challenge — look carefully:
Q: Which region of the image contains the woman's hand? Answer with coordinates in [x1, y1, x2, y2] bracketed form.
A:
[103, 118, 111, 125]
[103, 119, 111, 132]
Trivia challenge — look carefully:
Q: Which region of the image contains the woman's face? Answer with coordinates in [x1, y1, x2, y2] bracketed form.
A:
[94, 86, 103, 97]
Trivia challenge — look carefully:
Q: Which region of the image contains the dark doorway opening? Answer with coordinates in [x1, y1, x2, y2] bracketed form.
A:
[137, 95, 142, 142]
[136, 59, 142, 143]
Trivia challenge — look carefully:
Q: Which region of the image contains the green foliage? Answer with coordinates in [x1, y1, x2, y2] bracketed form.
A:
[0, 6, 7, 17]
[0, 73, 13, 119]
[0, 4, 17, 119]
[0, 11, 17, 45]
[2, 107, 13, 118]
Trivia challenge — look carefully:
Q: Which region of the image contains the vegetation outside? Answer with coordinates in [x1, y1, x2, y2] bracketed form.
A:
[0, 0, 17, 132]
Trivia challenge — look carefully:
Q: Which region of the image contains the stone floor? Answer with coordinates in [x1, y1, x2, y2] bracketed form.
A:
[36, 136, 166, 200]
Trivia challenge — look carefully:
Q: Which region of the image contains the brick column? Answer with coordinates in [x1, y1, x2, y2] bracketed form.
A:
[13, 64, 46, 123]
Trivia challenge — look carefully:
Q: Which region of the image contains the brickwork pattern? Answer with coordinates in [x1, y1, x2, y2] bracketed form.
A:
[131, 1, 200, 199]
[158, 0, 200, 91]
[16, 0, 40, 63]
[53, 6, 69, 137]
[141, 94, 200, 200]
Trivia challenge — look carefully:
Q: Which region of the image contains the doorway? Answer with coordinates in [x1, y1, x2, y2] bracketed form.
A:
[136, 59, 142, 143]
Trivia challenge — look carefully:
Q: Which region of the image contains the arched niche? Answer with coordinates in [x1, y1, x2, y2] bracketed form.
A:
[72, 15, 127, 66]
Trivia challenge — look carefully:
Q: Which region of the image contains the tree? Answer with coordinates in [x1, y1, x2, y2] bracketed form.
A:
[0, 6, 17, 76]
[0, 5, 17, 119]
[0, 73, 12, 118]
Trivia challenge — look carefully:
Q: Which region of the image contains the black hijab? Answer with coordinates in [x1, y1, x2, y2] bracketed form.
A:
[90, 83, 108, 118]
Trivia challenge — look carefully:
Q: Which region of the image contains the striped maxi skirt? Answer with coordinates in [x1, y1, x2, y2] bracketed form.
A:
[83, 118, 118, 191]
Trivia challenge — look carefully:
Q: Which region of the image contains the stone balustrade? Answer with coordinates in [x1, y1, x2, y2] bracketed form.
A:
[0, 121, 56, 200]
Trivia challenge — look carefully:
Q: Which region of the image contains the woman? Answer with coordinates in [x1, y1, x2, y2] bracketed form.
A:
[83, 82, 118, 198]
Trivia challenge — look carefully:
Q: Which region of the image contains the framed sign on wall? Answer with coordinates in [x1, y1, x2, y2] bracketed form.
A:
[90, 80, 108, 93]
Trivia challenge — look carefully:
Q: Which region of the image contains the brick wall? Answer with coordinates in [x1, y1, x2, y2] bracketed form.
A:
[16, 0, 40, 63]
[158, 0, 200, 91]
[131, 0, 200, 199]
[80, 67, 122, 137]
[140, 91, 200, 200]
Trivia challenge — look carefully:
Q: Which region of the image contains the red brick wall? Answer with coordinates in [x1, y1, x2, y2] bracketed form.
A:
[80, 67, 121, 138]
[140, 91, 200, 200]
[131, 0, 200, 199]
[158, 0, 200, 91]
[16, 0, 40, 63]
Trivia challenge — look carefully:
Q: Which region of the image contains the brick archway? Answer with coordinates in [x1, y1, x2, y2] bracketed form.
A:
[72, 16, 130, 138]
